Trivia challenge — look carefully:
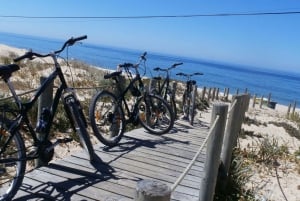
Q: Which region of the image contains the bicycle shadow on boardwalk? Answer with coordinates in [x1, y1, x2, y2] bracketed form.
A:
[98, 119, 209, 164]
[14, 154, 124, 201]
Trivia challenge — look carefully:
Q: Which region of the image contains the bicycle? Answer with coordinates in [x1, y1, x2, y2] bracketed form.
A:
[150, 62, 183, 119]
[176, 72, 203, 125]
[0, 36, 96, 201]
[89, 52, 175, 147]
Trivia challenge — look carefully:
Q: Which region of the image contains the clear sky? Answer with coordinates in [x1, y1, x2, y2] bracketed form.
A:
[0, 0, 299, 73]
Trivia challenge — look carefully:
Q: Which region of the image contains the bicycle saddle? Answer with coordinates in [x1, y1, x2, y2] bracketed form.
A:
[104, 71, 122, 79]
[0, 64, 20, 80]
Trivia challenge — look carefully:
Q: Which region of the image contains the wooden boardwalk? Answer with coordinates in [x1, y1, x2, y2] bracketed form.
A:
[13, 119, 210, 201]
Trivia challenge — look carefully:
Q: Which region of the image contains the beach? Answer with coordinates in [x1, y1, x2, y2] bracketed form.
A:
[1, 43, 300, 200]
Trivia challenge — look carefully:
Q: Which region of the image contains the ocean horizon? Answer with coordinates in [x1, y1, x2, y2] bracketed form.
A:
[0, 31, 299, 106]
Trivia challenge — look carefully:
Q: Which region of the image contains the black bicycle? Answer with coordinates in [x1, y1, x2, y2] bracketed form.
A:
[176, 72, 203, 125]
[151, 62, 183, 119]
[0, 36, 95, 201]
[89, 52, 175, 147]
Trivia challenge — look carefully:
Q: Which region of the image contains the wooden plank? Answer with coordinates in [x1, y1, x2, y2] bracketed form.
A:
[11, 119, 209, 201]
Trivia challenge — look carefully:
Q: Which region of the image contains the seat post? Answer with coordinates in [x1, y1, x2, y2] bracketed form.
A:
[5, 78, 22, 109]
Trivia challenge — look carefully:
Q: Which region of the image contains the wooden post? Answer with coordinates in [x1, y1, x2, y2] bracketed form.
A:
[134, 180, 171, 201]
[244, 93, 251, 112]
[35, 76, 53, 168]
[226, 88, 230, 101]
[252, 94, 256, 108]
[211, 88, 216, 101]
[287, 103, 291, 117]
[292, 101, 297, 116]
[171, 81, 177, 100]
[223, 88, 227, 101]
[216, 88, 219, 100]
[199, 103, 228, 201]
[220, 95, 246, 180]
[267, 93, 272, 106]
[208, 88, 212, 101]
[149, 78, 157, 92]
[259, 95, 264, 108]
[201, 86, 206, 100]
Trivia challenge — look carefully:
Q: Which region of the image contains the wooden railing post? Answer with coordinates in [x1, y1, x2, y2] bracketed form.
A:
[201, 86, 206, 100]
[220, 95, 246, 179]
[199, 103, 228, 201]
[35, 76, 53, 167]
[252, 94, 257, 108]
[134, 180, 171, 201]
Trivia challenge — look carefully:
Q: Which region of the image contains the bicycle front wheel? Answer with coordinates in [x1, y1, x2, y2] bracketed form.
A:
[89, 91, 125, 147]
[65, 96, 95, 161]
[0, 121, 26, 201]
[139, 94, 175, 135]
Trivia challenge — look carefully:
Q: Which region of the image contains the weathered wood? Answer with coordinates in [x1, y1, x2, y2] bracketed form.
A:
[220, 95, 246, 184]
[292, 101, 297, 116]
[14, 120, 208, 201]
[267, 93, 271, 105]
[35, 76, 53, 167]
[260, 95, 264, 108]
[134, 180, 171, 201]
[201, 86, 206, 100]
[199, 103, 228, 201]
[252, 94, 257, 108]
[287, 103, 291, 117]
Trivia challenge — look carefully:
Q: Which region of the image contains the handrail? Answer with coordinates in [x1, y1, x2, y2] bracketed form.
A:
[228, 99, 237, 114]
[170, 115, 220, 191]
[0, 85, 111, 101]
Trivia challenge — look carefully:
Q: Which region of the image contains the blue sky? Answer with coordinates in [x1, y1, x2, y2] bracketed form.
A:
[0, 0, 300, 73]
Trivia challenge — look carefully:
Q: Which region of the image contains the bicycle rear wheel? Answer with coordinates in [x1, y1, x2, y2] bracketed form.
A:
[65, 96, 95, 161]
[89, 91, 125, 147]
[166, 89, 177, 119]
[0, 121, 26, 201]
[182, 89, 191, 120]
[139, 94, 175, 135]
[189, 86, 197, 126]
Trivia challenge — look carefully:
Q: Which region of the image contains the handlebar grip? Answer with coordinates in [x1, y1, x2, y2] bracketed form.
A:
[173, 62, 183, 67]
[13, 51, 33, 62]
[141, 51, 147, 61]
[73, 35, 87, 42]
[119, 63, 134, 68]
[195, 72, 204, 75]
[67, 35, 87, 46]
[176, 72, 186, 76]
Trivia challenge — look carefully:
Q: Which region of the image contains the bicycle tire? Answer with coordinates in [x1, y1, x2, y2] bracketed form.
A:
[166, 89, 177, 119]
[89, 90, 125, 147]
[189, 86, 197, 126]
[182, 89, 191, 120]
[0, 120, 26, 201]
[152, 88, 177, 119]
[139, 93, 175, 135]
[66, 97, 95, 161]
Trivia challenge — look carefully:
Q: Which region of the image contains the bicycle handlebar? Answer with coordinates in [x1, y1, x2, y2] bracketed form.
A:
[118, 52, 147, 70]
[14, 35, 87, 62]
[153, 62, 183, 72]
[176, 72, 204, 77]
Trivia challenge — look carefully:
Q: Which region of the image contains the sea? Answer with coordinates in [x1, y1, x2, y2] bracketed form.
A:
[0, 32, 299, 106]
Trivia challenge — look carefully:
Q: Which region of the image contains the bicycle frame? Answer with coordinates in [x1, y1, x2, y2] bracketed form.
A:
[114, 72, 144, 124]
[1, 54, 73, 159]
